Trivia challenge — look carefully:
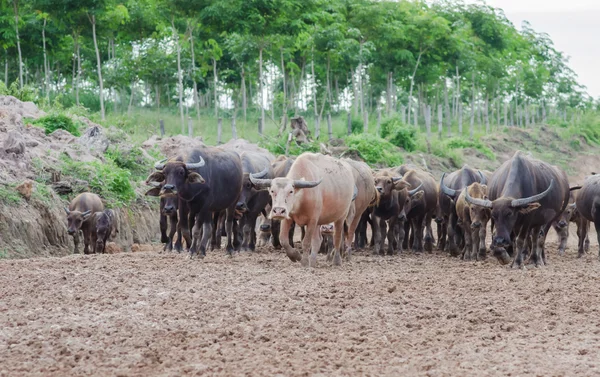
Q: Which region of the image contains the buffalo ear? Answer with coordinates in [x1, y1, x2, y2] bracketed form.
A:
[146, 171, 165, 185]
[187, 172, 205, 184]
[518, 203, 541, 214]
[393, 180, 411, 191]
[411, 191, 424, 202]
[145, 187, 161, 197]
[481, 184, 488, 192]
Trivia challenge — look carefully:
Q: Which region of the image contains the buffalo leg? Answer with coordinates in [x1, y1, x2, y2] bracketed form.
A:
[179, 204, 192, 252]
[528, 226, 544, 267]
[511, 227, 529, 269]
[462, 224, 473, 261]
[344, 205, 360, 259]
[331, 218, 346, 266]
[396, 219, 406, 254]
[553, 223, 568, 255]
[243, 212, 259, 251]
[302, 221, 319, 267]
[447, 211, 460, 256]
[271, 219, 282, 249]
[83, 230, 91, 255]
[280, 218, 301, 262]
[224, 207, 236, 255]
[373, 216, 386, 256]
[160, 213, 169, 244]
[477, 223, 488, 260]
[72, 232, 81, 254]
[411, 215, 425, 253]
[386, 217, 397, 255]
[189, 212, 211, 259]
[577, 218, 588, 258]
[423, 213, 434, 252]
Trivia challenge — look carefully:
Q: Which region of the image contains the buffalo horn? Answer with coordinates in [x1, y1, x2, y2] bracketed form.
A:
[569, 185, 582, 191]
[391, 176, 403, 183]
[82, 210, 92, 216]
[148, 181, 161, 188]
[293, 178, 322, 189]
[251, 167, 269, 179]
[186, 156, 205, 169]
[510, 179, 555, 207]
[408, 183, 423, 196]
[64, 207, 70, 215]
[465, 187, 493, 208]
[249, 174, 273, 190]
[154, 158, 167, 170]
[439, 173, 457, 198]
[352, 185, 358, 201]
[478, 170, 487, 185]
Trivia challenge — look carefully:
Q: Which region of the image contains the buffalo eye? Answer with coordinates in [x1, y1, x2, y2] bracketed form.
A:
[289, 190, 293, 194]
[246, 183, 251, 189]
[179, 170, 185, 176]
[387, 180, 392, 184]
[504, 210, 512, 217]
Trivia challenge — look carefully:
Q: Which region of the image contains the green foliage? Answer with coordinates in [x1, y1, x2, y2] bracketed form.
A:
[31, 183, 53, 205]
[105, 145, 150, 180]
[0, 185, 22, 206]
[351, 118, 364, 134]
[444, 138, 495, 160]
[32, 114, 82, 136]
[428, 140, 464, 168]
[0, 80, 36, 102]
[572, 113, 600, 145]
[380, 116, 417, 151]
[345, 134, 403, 166]
[59, 154, 136, 205]
[259, 135, 320, 157]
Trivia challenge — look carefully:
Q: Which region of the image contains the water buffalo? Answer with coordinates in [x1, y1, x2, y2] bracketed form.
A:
[342, 158, 377, 258]
[269, 155, 297, 249]
[250, 152, 354, 267]
[146, 183, 184, 252]
[372, 170, 423, 255]
[94, 209, 118, 254]
[399, 169, 437, 253]
[146, 147, 243, 258]
[574, 174, 600, 258]
[552, 190, 589, 256]
[439, 166, 488, 256]
[465, 151, 569, 268]
[65, 192, 104, 254]
[319, 223, 334, 255]
[233, 151, 274, 251]
[455, 182, 490, 260]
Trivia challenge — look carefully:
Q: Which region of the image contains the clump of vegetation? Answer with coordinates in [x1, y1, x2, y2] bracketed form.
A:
[0, 79, 36, 102]
[428, 140, 465, 168]
[0, 184, 22, 206]
[31, 183, 53, 205]
[351, 117, 364, 134]
[260, 135, 320, 157]
[105, 145, 150, 180]
[380, 117, 417, 151]
[32, 114, 82, 136]
[444, 137, 495, 160]
[59, 154, 136, 205]
[345, 134, 403, 166]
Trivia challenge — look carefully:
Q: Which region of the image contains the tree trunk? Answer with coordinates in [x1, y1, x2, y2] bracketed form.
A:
[351, 71, 358, 116]
[231, 113, 237, 140]
[426, 105, 431, 139]
[258, 46, 264, 134]
[485, 94, 490, 133]
[212, 58, 218, 119]
[155, 84, 160, 118]
[172, 19, 184, 133]
[386, 71, 392, 116]
[470, 73, 475, 138]
[75, 38, 81, 106]
[13, 0, 23, 89]
[241, 66, 247, 123]
[311, 47, 318, 135]
[4, 54, 8, 85]
[358, 42, 364, 118]
[504, 100, 508, 127]
[444, 80, 450, 136]
[458, 102, 463, 134]
[280, 48, 287, 119]
[42, 17, 49, 99]
[90, 15, 105, 120]
[407, 50, 424, 127]
[128, 81, 135, 114]
[438, 104, 443, 139]
[189, 28, 201, 122]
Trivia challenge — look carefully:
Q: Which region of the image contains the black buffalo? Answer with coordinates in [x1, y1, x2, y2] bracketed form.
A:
[574, 174, 600, 258]
[464, 151, 569, 268]
[146, 147, 243, 258]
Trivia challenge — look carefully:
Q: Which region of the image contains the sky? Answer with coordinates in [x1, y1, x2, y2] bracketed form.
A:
[463, 0, 600, 98]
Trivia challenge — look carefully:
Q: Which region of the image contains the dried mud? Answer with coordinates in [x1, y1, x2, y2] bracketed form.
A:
[1, 223, 600, 376]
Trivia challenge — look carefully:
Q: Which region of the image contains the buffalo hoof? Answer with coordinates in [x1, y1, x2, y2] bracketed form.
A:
[286, 249, 302, 263]
[424, 241, 433, 253]
[188, 252, 204, 260]
[174, 244, 183, 253]
[578, 252, 585, 259]
[161, 235, 169, 243]
[558, 248, 565, 256]
[333, 251, 342, 266]
[309, 253, 318, 267]
[495, 250, 512, 266]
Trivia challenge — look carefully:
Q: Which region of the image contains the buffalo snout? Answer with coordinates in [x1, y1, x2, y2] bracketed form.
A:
[236, 201, 248, 212]
[67, 229, 76, 236]
[557, 220, 568, 228]
[492, 236, 510, 248]
[434, 217, 443, 224]
[260, 224, 271, 232]
[272, 207, 287, 219]
[471, 221, 482, 229]
[376, 186, 383, 194]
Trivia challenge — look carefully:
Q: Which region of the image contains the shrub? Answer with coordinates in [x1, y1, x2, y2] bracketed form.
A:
[32, 114, 82, 136]
[259, 135, 320, 157]
[345, 134, 403, 166]
[351, 117, 364, 134]
[59, 154, 136, 205]
[0, 79, 36, 102]
[380, 116, 417, 151]
[445, 137, 495, 160]
[0, 184, 22, 206]
[105, 145, 150, 180]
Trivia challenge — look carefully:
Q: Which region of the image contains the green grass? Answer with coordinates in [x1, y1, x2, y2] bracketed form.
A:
[32, 114, 83, 136]
[0, 185, 22, 206]
[31, 183, 53, 205]
[345, 134, 404, 166]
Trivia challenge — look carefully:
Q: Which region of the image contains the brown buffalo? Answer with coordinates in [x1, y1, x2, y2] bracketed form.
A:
[250, 152, 355, 267]
[319, 223, 334, 255]
[552, 190, 590, 256]
[94, 209, 118, 254]
[398, 169, 437, 253]
[65, 192, 104, 254]
[465, 151, 569, 268]
[455, 182, 490, 260]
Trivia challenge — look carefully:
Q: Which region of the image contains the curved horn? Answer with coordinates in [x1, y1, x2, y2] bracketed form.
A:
[64, 207, 70, 215]
[465, 187, 493, 208]
[293, 178, 323, 189]
[408, 183, 423, 196]
[148, 181, 161, 188]
[569, 185, 582, 191]
[154, 158, 167, 170]
[392, 176, 403, 183]
[82, 210, 92, 216]
[249, 174, 273, 190]
[478, 170, 487, 185]
[439, 173, 457, 198]
[352, 185, 358, 201]
[511, 179, 555, 207]
[186, 155, 205, 170]
[250, 167, 269, 179]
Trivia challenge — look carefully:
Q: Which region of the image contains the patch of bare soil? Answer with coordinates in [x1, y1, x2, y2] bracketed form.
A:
[1, 223, 600, 376]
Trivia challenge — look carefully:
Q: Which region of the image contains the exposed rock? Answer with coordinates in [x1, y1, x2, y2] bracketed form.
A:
[51, 181, 73, 195]
[3, 131, 25, 154]
[105, 242, 122, 254]
[78, 126, 109, 155]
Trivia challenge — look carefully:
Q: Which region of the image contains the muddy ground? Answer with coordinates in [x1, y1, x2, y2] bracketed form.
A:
[1, 223, 600, 376]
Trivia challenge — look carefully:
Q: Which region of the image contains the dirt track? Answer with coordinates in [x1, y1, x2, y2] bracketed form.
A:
[1, 225, 600, 376]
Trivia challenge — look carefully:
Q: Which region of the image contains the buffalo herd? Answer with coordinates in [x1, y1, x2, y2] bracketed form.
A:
[64, 145, 600, 268]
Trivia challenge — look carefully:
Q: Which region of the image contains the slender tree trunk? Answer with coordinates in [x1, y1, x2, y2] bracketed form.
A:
[128, 81, 135, 114]
[212, 58, 218, 119]
[455, 65, 460, 122]
[386, 71, 392, 116]
[241, 66, 247, 123]
[12, 1, 23, 89]
[171, 18, 185, 133]
[351, 71, 358, 116]
[458, 102, 463, 134]
[326, 54, 333, 107]
[4, 55, 8, 85]
[42, 18, 49, 99]
[156, 84, 160, 118]
[407, 50, 424, 126]
[280, 48, 287, 119]
[189, 28, 201, 122]
[258, 46, 264, 134]
[90, 15, 105, 120]
[485, 94, 490, 133]
[334, 76, 339, 110]
[437, 104, 443, 139]
[75, 37, 81, 106]
[444, 80, 450, 136]
[470, 72, 475, 138]
[311, 47, 318, 135]
[426, 104, 431, 139]
[504, 100, 508, 127]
